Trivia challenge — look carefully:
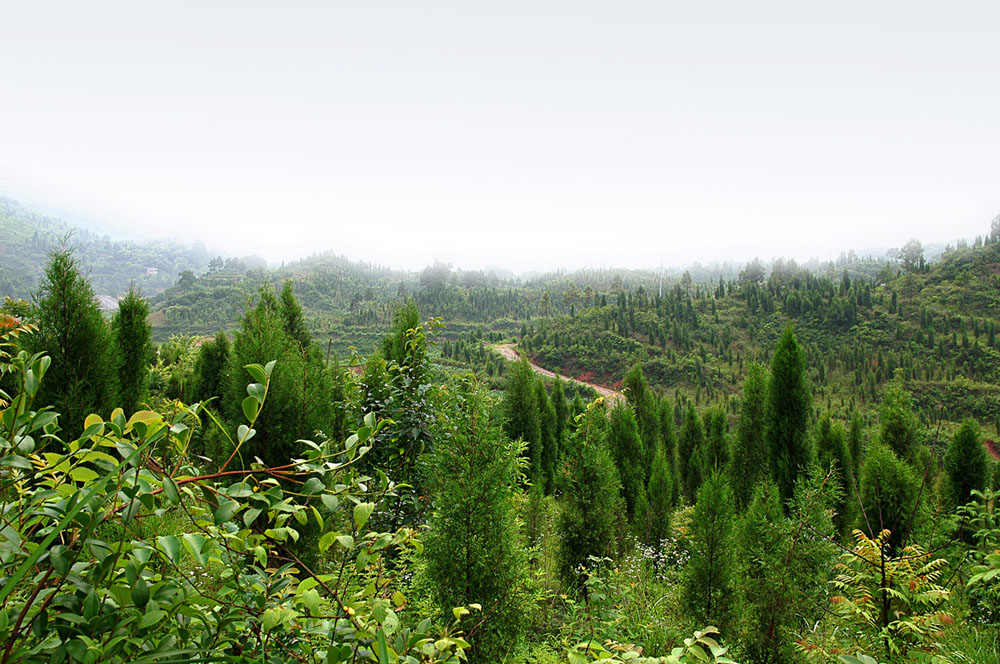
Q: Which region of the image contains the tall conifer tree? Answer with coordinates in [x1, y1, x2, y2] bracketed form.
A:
[730, 363, 767, 510]
[765, 324, 813, 509]
[111, 286, 152, 415]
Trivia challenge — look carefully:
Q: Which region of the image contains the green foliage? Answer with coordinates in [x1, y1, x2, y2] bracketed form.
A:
[858, 443, 921, 552]
[682, 472, 734, 628]
[815, 412, 855, 539]
[878, 381, 921, 462]
[702, 406, 729, 473]
[733, 473, 838, 664]
[819, 530, 956, 663]
[559, 401, 625, 585]
[730, 363, 767, 510]
[608, 401, 647, 519]
[279, 278, 312, 348]
[944, 418, 988, 507]
[189, 330, 230, 404]
[29, 248, 117, 431]
[766, 324, 813, 510]
[624, 363, 659, 470]
[536, 379, 559, 493]
[0, 327, 471, 663]
[658, 399, 681, 508]
[504, 357, 542, 480]
[646, 441, 674, 545]
[423, 378, 529, 662]
[679, 405, 705, 505]
[111, 286, 153, 415]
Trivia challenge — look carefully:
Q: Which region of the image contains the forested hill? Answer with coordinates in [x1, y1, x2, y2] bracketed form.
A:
[0, 197, 212, 299]
[518, 226, 1000, 429]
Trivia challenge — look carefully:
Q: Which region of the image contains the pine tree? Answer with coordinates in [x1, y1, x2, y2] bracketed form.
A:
[944, 418, 988, 507]
[730, 363, 767, 510]
[765, 324, 813, 510]
[683, 471, 734, 627]
[848, 411, 864, 486]
[679, 404, 705, 504]
[111, 286, 152, 415]
[552, 374, 569, 450]
[30, 248, 117, 431]
[424, 380, 528, 662]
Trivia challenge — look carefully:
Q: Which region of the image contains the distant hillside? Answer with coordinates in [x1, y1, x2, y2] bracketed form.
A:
[0, 197, 212, 301]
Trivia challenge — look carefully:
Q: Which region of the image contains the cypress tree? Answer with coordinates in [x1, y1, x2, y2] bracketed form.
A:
[703, 405, 730, 472]
[607, 400, 647, 518]
[30, 248, 117, 431]
[111, 286, 152, 415]
[424, 380, 528, 662]
[814, 412, 853, 539]
[683, 471, 734, 627]
[658, 398, 681, 507]
[944, 418, 988, 507]
[859, 442, 920, 551]
[503, 357, 541, 479]
[623, 362, 658, 472]
[730, 363, 767, 510]
[879, 380, 921, 462]
[765, 324, 813, 510]
[279, 279, 311, 349]
[552, 374, 569, 450]
[679, 404, 705, 504]
[190, 331, 231, 404]
[848, 411, 864, 486]
[535, 379, 558, 493]
[646, 441, 674, 545]
[558, 402, 624, 584]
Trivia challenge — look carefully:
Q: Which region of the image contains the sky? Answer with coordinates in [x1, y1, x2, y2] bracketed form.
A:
[1, 1, 999, 273]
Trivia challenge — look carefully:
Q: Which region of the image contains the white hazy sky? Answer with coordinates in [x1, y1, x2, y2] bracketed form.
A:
[1, 1, 998, 272]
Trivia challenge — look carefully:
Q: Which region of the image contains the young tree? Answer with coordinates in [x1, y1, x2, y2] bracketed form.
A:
[190, 331, 231, 404]
[859, 442, 920, 551]
[944, 418, 988, 507]
[848, 411, 865, 485]
[623, 362, 659, 472]
[279, 279, 311, 349]
[607, 400, 647, 518]
[683, 471, 735, 627]
[679, 404, 705, 504]
[766, 324, 813, 509]
[646, 441, 674, 545]
[879, 380, 921, 462]
[503, 357, 541, 479]
[552, 374, 569, 449]
[814, 412, 854, 539]
[423, 379, 528, 662]
[535, 379, 558, 492]
[111, 286, 152, 415]
[559, 402, 624, 584]
[703, 405, 730, 472]
[30, 248, 117, 430]
[658, 398, 681, 507]
[730, 363, 768, 510]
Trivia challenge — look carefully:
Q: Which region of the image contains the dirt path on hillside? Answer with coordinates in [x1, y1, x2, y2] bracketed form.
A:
[492, 343, 621, 401]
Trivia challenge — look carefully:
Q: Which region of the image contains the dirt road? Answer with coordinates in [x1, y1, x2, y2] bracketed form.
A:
[492, 343, 621, 400]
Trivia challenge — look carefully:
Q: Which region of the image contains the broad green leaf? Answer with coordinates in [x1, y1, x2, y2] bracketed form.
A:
[157, 535, 181, 565]
[182, 533, 210, 566]
[264, 359, 277, 376]
[139, 609, 166, 629]
[242, 396, 258, 423]
[131, 578, 149, 610]
[354, 502, 374, 530]
[245, 363, 267, 384]
[162, 476, 180, 505]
